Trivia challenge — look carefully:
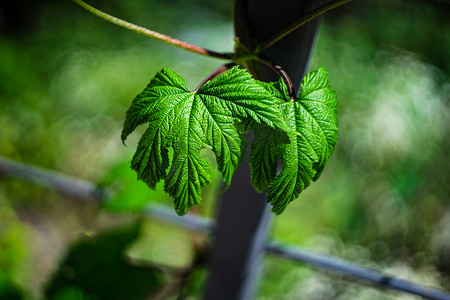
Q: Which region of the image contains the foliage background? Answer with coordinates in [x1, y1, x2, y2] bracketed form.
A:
[0, 0, 449, 299]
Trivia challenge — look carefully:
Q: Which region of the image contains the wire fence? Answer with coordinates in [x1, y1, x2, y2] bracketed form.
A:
[0, 155, 449, 300]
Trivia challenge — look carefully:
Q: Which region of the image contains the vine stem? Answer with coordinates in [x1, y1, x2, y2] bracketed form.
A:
[193, 63, 236, 92]
[73, 0, 233, 60]
[259, 0, 353, 51]
[256, 56, 296, 101]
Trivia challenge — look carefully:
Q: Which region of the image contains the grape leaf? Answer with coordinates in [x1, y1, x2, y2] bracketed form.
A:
[122, 66, 289, 215]
[250, 67, 338, 214]
[45, 222, 165, 300]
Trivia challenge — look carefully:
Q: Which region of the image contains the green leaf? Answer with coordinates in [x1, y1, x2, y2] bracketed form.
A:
[0, 279, 24, 300]
[298, 67, 338, 179]
[45, 222, 165, 300]
[250, 68, 338, 214]
[249, 79, 290, 192]
[122, 66, 288, 215]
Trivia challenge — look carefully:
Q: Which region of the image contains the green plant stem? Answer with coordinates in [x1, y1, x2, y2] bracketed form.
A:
[74, 0, 233, 60]
[259, 0, 353, 51]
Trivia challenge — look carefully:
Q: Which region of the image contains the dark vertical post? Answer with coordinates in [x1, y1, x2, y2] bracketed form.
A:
[204, 1, 323, 299]
[235, 0, 324, 94]
[204, 151, 272, 300]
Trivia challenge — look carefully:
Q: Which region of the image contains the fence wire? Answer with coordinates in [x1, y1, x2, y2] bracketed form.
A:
[0, 156, 449, 300]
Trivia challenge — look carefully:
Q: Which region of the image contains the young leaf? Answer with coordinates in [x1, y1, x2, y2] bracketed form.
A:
[249, 79, 290, 193]
[250, 67, 338, 214]
[250, 124, 288, 192]
[122, 66, 288, 215]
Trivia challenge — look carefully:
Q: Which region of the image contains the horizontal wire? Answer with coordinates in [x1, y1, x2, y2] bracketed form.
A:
[1, 155, 448, 300]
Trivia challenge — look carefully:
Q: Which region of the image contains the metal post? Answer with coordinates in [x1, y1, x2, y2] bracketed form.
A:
[204, 1, 323, 299]
[204, 152, 272, 300]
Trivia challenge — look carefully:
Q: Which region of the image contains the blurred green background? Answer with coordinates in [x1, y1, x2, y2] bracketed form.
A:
[0, 0, 449, 299]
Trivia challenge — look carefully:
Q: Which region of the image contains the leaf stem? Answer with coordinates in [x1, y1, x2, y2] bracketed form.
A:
[256, 56, 295, 101]
[193, 63, 236, 92]
[74, 0, 233, 60]
[259, 0, 353, 51]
